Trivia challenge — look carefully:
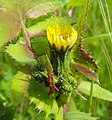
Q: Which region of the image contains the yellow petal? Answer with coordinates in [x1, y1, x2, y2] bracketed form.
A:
[47, 24, 77, 53]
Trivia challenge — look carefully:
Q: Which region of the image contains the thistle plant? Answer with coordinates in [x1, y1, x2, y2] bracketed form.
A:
[0, 0, 112, 120]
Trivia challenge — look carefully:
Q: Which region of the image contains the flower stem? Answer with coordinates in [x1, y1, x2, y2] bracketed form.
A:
[59, 60, 63, 74]
[59, 53, 65, 74]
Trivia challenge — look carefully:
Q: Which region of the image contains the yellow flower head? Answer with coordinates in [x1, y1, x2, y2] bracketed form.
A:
[47, 24, 77, 53]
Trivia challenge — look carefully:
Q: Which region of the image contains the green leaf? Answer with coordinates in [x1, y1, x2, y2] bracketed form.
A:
[11, 70, 31, 106]
[84, 33, 112, 43]
[31, 37, 50, 57]
[71, 0, 98, 75]
[78, 81, 112, 101]
[0, 0, 68, 18]
[0, 98, 6, 117]
[0, 105, 15, 120]
[0, 9, 20, 47]
[64, 111, 98, 120]
[28, 78, 63, 120]
[0, 0, 41, 46]
[26, 0, 69, 18]
[27, 17, 73, 38]
[69, 97, 77, 112]
[0, 0, 68, 46]
[0, 0, 40, 14]
[6, 40, 36, 63]
[67, 0, 88, 8]
[71, 63, 98, 82]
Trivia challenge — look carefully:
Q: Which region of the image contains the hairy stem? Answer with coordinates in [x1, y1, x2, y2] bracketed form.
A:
[29, 32, 46, 39]
[18, 9, 31, 49]
[45, 55, 59, 92]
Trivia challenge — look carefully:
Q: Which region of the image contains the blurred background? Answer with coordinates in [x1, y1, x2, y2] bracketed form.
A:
[83, 0, 112, 119]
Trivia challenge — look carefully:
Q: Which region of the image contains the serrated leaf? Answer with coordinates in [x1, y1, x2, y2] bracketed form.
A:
[6, 42, 36, 63]
[11, 70, 31, 106]
[73, 63, 98, 81]
[27, 17, 73, 38]
[78, 81, 112, 101]
[28, 79, 63, 120]
[0, 9, 20, 47]
[71, 47, 98, 70]
[64, 111, 98, 120]
[0, 0, 69, 46]
[0, 0, 38, 46]
[0, 0, 39, 14]
[31, 37, 50, 57]
[0, 0, 68, 18]
[26, 0, 69, 18]
[71, 0, 98, 71]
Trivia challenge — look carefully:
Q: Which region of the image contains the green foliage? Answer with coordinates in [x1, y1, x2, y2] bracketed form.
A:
[6, 40, 36, 63]
[64, 112, 98, 120]
[31, 37, 50, 57]
[0, 105, 15, 120]
[27, 17, 73, 38]
[67, 0, 88, 8]
[0, 99, 15, 120]
[71, 63, 98, 82]
[0, 0, 68, 46]
[28, 79, 63, 120]
[70, 0, 98, 84]
[0, 0, 68, 16]
[26, 0, 69, 18]
[11, 70, 31, 106]
[0, 98, 6, 117]
[78, 81, 112, 101]
[0, 9, 20, 47]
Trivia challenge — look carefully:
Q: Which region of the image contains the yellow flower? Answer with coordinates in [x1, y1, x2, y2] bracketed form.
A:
[47, 24, 77, 53]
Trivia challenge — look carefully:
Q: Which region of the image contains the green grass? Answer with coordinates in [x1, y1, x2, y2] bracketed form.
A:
[83, 0, 112, 119]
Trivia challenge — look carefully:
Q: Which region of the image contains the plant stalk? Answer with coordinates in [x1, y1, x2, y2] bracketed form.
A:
[18, 9, 31, 49]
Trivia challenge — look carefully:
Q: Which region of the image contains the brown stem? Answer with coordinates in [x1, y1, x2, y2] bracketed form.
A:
[18, 9, 31, 49]
[29, 32, 46, 39]
[45, 55, 59, 92]
[47, 72, 59, 92]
